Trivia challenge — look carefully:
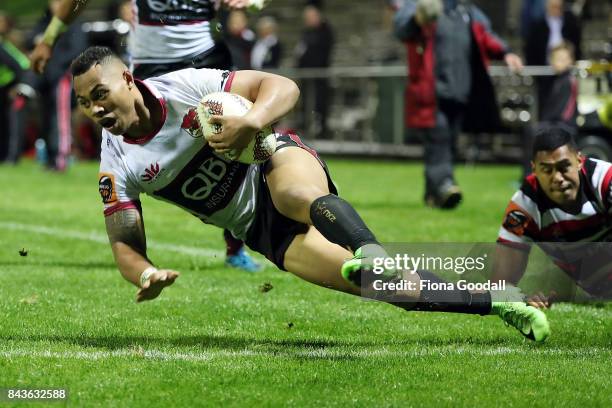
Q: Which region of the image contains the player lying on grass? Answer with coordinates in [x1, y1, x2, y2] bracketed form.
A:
[71, 46, 550, 342]
[494, 125, 612, 307]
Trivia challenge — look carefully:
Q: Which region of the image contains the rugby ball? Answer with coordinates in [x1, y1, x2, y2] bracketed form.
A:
[196, 92, 277, 164]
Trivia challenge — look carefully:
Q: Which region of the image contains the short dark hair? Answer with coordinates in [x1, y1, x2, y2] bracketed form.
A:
[531, 123, 578, 159]
[70, 46, 116, 77]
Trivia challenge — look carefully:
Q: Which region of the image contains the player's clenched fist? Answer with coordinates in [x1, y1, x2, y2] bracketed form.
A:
[136, 269, 180, 303]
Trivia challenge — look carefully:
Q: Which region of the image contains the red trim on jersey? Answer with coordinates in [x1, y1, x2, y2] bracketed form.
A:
[562, 77, 578, 122]
[538, 214, 607, 239]
[600, 166, 612, 207]
[104, 201, 140, 217]
[288, 133, 319, 160]
[123, 79, 167, 145]
[496, 238, 532, 251]
[12, 94, 26, 111]
[223, 71, 236, 92]
[553, 259, 577, 274]
[525, 173, 538, 191]
[57, 73, 72, 170]
[579, 156, 588, 176]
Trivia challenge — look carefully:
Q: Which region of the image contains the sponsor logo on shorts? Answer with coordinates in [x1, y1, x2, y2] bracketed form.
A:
[98, 173, 118, 204]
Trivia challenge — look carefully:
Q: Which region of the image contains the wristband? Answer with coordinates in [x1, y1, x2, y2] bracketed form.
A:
[139, 266, 158, 287]
[42, 16, 68, 46]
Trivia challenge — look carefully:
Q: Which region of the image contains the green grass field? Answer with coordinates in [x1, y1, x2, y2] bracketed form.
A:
[0, 159, 610, 407]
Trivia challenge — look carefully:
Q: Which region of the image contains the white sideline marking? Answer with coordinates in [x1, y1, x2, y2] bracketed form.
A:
[0, 347, 608, 362]
[0, 221, 222, 258]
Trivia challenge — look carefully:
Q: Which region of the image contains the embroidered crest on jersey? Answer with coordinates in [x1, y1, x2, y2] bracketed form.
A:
[99, 173, 118, 204]
[503, 210, 529, 236]
[141, 162, 163, 183]
[181, 108, 203, 138]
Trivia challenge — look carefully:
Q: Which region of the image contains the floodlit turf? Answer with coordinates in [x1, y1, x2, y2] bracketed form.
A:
[0, 159, 610, 407]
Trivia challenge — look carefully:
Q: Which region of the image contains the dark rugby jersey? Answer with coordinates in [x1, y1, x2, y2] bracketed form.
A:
[497, 158, 612, 296]
[130, 0, 217, 64]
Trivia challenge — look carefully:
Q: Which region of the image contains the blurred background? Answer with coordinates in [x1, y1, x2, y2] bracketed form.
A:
[0, 0, 610, 166]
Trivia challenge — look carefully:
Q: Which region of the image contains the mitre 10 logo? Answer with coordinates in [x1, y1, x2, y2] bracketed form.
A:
[98, 173, 118, 204]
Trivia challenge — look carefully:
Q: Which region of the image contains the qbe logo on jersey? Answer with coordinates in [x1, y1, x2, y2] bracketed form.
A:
[154, 146, 248, 216]
[181, 157, 227, 200]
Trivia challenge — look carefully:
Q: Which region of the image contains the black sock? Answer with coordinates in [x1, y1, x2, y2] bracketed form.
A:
[310, 194, 378, 252]
[406, 270, 491, 315]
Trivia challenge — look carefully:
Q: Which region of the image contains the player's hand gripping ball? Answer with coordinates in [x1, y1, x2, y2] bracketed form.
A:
[196, 92, 277, 164]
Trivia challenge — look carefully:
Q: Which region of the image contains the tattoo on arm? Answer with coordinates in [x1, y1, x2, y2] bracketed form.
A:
[105, 209, 147, 256]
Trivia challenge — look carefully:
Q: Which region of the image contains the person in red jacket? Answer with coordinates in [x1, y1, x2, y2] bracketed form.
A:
[394, 0, 523, 209]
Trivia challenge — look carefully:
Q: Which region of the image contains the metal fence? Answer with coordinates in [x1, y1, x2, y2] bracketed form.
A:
[270, 64, 610, 162]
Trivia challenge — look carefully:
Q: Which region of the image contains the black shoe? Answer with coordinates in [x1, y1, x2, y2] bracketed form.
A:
[425, 185, 462, 209]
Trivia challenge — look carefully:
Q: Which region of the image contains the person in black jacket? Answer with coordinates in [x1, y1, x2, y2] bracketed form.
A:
[539, 42, 578, 124]
[251, 16, 282, 70]
[522, 42, 578, 177]
[0, 12, 30, 162]
[524, 0, 581, 66]
[295, 4, 334, 139]
[21, 0, 88, 170]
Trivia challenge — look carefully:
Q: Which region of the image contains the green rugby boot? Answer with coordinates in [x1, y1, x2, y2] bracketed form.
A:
[341, 247, 367, 286]
[492, 302, 551, 342]
[341, 245, 398, 287]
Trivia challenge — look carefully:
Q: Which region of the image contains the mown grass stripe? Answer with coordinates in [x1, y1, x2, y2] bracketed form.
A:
[0, 221, 222, 258]
[1, 347, 609, 362]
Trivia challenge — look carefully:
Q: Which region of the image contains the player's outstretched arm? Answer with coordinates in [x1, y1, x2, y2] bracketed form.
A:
[491, 244, 529, 286]
[30, 0, 89, 74]
[207, 70, 299, 152]
[105, 208, 179, 302]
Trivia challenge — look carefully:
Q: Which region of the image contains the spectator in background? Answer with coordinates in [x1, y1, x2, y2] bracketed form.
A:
[295, 3, 334, 139]
[539, 42, 578, 125]
[21, 0, 88, 170]
[521, 42, 578, 176]
[524, 0, 582, 66]
[106, 0, 133, 63]
[0, 11, 29, 163]
[394, 0, 523, 209]
[225, 10, 255, 69]
[251, 16, 281, 70]
[520, 0, 546, 40]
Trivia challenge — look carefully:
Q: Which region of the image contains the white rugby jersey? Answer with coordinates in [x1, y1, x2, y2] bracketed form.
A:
[497, 158, 612, 295]
[98, 68, 260, 241]
[129, 0, 217, 65]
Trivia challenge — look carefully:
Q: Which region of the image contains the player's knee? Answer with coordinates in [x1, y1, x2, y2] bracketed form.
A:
[273, 185, 328, 223]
